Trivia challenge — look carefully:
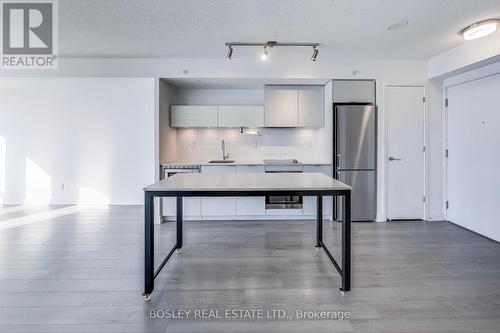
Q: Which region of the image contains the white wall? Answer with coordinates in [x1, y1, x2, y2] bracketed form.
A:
[0, 78, 155, 205]
[159, 79, 179, 163]
[426, 79, 445, 220]
[428, 32, 500, 79]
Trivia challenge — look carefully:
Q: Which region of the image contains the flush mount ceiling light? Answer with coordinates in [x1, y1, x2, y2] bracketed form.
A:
[386, 20, 408, 31]
[225, 41, 320, 61]
[461, 19, 499, 40]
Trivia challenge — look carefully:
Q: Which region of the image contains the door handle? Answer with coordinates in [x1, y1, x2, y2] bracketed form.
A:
[388, 156, 402, 161]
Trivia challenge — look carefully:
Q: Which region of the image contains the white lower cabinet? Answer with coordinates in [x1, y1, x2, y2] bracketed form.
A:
[201, 197, 237, 216]
[302, 196, 332, 216]
[200, 165, 237, 217]
[162, 197, 201, 217]
[236, 165, 265, 216]
[302, 165, 333, 216]
[190, 164, 333, 219]
[184, 198, 201, 216]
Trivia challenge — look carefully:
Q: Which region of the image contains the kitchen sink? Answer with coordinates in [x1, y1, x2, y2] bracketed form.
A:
[209, 160, 235, 164]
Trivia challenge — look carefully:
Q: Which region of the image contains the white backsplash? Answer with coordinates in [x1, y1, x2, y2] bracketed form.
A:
[176, 127, 331, 162]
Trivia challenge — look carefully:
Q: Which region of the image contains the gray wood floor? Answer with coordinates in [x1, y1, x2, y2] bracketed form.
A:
[0, 205, 499, 333]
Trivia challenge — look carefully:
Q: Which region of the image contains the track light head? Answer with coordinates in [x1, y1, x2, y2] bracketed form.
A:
[311, 46, 319, 61]
[260, 46, 268, 60]
[226, 45, 233, 60]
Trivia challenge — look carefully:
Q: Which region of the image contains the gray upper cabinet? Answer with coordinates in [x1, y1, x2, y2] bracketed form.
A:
[264, 85, 324, 127]
[171, 105, 263, 128]
[298, 85, 324, 127]
[332, 80, 375, 104]
[171, 105, 218, 128]
[264, 86, 299, 127]
[218, 105, 264, 128]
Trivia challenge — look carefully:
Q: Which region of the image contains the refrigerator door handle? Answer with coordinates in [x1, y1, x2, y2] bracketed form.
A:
[388, 156, 402, 161]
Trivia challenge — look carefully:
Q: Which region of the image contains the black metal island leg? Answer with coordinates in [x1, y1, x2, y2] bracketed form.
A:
[341, 192, 351, 294]
[143, 192, 154, 300]
[316, 195, 323, 248]
[176, 196, 183, 253]
[314, 193, 350, 295]
[143, 194, 184, 301]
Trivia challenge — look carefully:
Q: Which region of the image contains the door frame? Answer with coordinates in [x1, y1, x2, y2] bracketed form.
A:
[383, 83, 428, 220]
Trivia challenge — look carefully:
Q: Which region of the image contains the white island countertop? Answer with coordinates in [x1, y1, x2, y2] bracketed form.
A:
[145, 172, 350, 192]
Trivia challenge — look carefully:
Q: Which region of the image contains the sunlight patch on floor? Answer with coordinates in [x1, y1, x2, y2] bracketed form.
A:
[0, 205, 106, 230]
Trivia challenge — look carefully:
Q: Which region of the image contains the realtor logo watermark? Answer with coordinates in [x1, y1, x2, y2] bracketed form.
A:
[1, 0, 58, 69]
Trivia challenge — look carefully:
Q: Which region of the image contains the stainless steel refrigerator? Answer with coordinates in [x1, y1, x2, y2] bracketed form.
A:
[334, 104, 377, 221]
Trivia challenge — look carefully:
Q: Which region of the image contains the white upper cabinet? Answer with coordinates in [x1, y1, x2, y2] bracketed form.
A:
[332, 80, 375, 103]
[264, 86, 299, 127]
[298, 85, 324, 127]
[264, 85, 324, 127]
[218, 105, 264, 128]
[171, 105, 218, 128]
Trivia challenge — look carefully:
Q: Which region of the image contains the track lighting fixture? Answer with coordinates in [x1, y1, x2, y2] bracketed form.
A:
[311, 46, 319, 61]
[224, 41, 320, 61]
[226, 45, 233, 60]
[260, 46, 268, 60]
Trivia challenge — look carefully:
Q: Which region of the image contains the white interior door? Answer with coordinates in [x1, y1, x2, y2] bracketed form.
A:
[446, 73, 500, 241]
[386, 86, 425, 220]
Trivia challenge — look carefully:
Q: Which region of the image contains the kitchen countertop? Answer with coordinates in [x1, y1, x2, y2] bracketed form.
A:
[145, 172, 350, 192]
[162, 159, 332, 166]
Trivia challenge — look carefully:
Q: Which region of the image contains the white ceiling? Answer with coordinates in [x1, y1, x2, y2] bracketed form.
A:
[60, 0, 500, 60]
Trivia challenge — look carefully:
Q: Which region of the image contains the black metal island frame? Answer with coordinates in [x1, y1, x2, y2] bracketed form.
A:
[143, 172, 351, 300]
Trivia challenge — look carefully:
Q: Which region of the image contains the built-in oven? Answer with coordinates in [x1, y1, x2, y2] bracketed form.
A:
[264, 160, 303, 209]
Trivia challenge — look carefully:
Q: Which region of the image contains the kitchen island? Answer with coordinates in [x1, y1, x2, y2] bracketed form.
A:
[143, 172, 352, 300]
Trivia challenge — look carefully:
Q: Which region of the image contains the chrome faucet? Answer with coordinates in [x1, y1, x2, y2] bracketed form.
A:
[221, 140, 230, 160]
